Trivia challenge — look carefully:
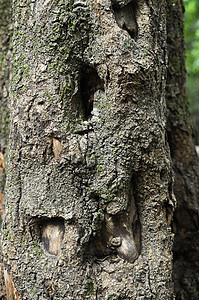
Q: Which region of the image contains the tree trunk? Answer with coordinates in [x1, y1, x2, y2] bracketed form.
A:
[0, 0, 12, 298]
[0, 0, 11, 218]
[166, 1, 199, 299]
[1, 0, 198, 299]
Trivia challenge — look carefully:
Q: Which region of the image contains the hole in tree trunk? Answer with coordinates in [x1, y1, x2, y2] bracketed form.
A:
[112, 1, 138, 40]
[80, 67, 104, 120]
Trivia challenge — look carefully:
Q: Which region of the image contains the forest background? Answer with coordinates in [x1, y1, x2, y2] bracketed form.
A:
[184, 0, 199, 143]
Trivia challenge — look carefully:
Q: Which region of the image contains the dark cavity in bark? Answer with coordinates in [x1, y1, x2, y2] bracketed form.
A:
[80, 67, 104, 120]
[112, 1, 138, 40]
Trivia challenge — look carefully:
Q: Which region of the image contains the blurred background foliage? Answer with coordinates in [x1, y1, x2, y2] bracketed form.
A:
[184, 0, 199, 143]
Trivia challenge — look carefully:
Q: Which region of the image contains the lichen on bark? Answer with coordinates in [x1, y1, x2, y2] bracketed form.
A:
[2, 0, 197, 299]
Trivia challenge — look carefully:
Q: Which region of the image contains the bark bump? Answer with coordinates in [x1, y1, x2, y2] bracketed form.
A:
[89, 185, 140, 263]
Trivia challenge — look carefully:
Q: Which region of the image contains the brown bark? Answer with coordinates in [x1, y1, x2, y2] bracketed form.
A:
[0, 0, 198, 299]
[166, 1, 199, 299]
[0, 0, 12, 298]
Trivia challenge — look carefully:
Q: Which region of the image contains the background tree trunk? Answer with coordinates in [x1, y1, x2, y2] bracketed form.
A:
[166, 1, 199, 299]
[1, 0, 198, 299]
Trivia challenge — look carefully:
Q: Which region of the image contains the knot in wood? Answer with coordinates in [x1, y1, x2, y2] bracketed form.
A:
[110, 236, 122, 247]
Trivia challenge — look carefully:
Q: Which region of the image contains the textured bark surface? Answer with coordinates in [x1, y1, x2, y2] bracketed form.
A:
[166, 1, 199, 299]
[2, 0, 175, 299]
[0, 0, 11, 216]
[0, 0, 12, 298]
[1, 0, 198, 299]
[0, 0, 11, 156]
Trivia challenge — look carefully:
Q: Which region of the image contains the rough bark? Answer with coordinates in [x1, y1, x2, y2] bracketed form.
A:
[166, 1, 199, 299]
[1, 0, 198, 299]
[0, 0, 11, 217]
[0, 0, 12, 298]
